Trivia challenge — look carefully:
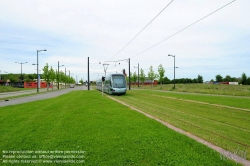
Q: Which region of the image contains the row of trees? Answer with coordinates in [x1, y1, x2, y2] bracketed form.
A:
[130, 64, 203, 86]
[0, 64, 76, 89]
[129, 65, 250, 85]
[1, 73, 38, 83]
[212, 73, 250, 85]
[42, 63, 75, 91]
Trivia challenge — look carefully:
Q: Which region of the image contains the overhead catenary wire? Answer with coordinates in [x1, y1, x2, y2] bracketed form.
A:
[131, 0, 236, 59]
[110, 0, 174, 60]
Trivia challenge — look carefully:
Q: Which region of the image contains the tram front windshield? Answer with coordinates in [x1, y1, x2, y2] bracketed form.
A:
[112, 75, 126, 88]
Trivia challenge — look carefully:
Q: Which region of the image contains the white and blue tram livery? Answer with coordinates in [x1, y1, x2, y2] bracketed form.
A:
[96, 73, 127, 95]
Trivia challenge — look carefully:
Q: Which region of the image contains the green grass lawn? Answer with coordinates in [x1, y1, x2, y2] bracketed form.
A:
[0, 86, 30, 93]
[112, 90, 250, 160]
[134, 84, 250, 97]
[0, 91, 237, 165]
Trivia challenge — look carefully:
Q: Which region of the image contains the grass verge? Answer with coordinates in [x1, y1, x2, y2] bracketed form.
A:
[0, 86, 30, 93]
[134, 84, 250, 97]
[112, 90, 250, 160]
[0, 91, 237, 165]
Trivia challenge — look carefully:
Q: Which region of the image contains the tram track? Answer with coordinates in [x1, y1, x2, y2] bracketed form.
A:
[107, 94, 250, 165]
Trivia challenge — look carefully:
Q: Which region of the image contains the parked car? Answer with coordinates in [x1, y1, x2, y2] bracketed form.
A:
[70, 84, 75, 88]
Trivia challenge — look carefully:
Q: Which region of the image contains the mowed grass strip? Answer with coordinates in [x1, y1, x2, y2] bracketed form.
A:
[0, 86, 31, 93]
[135, 84, 250, 97]
[145, 90, 250, 109]
[0, 91, 237, 165]
[112, 90, 250, 160]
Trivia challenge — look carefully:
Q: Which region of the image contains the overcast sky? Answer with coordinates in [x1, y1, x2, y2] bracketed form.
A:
[0, 0, 249, 82]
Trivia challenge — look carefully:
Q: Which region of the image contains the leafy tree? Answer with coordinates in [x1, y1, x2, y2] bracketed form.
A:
[247, 77, 250, 85]
[2, 74, 8, 83]
[185, 78, 193, 84]
[223, 75, 232, 82]
[42, 63, 51, 91]
[148, 65, 158, 87]
[197, 75, 203, 83]
[9, 73, 18, 82]
[59, 71, 66, 86]
[79, 79, 84, 84]
[158, 64, 165, 85]
[69, 77, 75, 83]
[55, 70, 60, 89]
[49, 67, 56, 90]
[241, 72, 247, 85]
[231, 77, 238, 82]
[132, 71, 137, 84]
[24, 74, 36, 81]
[215, 74, 223, 82]
[163, 77, 170, 84]
[139, 68, 146, 86]
[24, 74, 32, 83]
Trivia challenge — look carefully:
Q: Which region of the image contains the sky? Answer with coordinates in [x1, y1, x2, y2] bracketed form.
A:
[0, 0, 249, 82]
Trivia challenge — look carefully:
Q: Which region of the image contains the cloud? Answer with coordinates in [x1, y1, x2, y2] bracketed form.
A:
[0, 0, 250, 81]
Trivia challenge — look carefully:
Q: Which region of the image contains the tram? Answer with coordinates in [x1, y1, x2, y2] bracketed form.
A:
[96, 73, 127, 95]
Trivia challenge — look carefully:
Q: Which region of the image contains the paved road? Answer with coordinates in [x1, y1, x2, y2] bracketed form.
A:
[0, 86, 89, 107]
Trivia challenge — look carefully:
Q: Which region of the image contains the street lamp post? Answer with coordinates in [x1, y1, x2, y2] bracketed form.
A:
[15, 62, 27, 82]
[36, 49, 47, 93]
[57, 61, 64, 89]
[168, 54, 178, 89]
[134, 63, 139, 87]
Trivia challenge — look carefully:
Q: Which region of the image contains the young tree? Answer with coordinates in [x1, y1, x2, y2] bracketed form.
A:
[139, 68, 146, 86]
[241, 72, 247, 85]
[148, 65, 158, 87]
[158, 64, 165, 85]
[42, 63, 51, 91]
[69, 77, 75, 83]
[132, 71, 137, 85]
[79, 79, 84, 84]
[59, 71, 66, 88]
[49, 67, 56, 90]
[55, 70, 60, 89]
[197, 74, 203, 83]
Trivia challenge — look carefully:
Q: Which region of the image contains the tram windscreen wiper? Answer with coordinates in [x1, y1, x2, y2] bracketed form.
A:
[115, 83, 120, 88]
